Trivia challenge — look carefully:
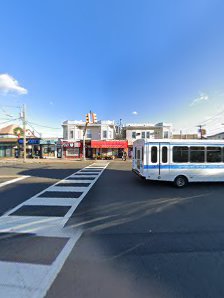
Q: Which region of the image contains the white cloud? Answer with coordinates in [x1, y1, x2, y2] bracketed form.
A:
[0, 74, 28, 95]
[132, 111, 138, 115]
[190, 92, 208, 107]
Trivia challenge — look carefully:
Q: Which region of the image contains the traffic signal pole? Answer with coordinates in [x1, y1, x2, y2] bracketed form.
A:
[82, 111, 97, 160]
[22, 104, 26, 163]
[83, 122, 88, 161]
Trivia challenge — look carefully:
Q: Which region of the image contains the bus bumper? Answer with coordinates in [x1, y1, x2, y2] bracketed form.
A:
[132, 169, 145, 179]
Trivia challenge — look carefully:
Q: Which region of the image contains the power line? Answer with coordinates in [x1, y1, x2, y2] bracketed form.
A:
[0, 104, 21, 109]
[26, 121, 41, 137]
[200, 109, 224, 125]
[0, 118, 20, 126]
[27, 121, 61, 130]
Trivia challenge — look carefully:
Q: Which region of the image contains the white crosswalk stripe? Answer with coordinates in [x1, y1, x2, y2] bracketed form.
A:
[0, 162, 109, 298]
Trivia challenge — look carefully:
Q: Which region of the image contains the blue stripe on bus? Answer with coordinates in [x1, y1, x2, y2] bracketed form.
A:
[145, 143, 224, 146]
[144, 164, 224, 169]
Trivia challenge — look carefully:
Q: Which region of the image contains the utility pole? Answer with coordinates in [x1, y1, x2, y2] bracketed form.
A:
[83, 111, 90, 160]
[197, 124, 205, 139]
[119, 119, 122, 139]
[82, 111, 97, 160]
[22, 104, 26, 162]
[82, 122, 88, 161]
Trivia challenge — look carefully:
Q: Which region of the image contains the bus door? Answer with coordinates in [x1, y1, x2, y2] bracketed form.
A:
[159, 143, 170, 178]
[136, 146, 144, 173]
[148, 144, 160, 179]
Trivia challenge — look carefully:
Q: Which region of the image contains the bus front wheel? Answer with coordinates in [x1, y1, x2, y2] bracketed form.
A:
[174, 176, 188, 188]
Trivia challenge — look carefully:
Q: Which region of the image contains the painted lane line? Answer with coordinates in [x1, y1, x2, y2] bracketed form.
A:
[0, 261, 49, 298]
[0, 216, 63, 235]
[25, 197, 75, 206]
[32, 230, 82, 298]
[47, 186, 89, 192]
[73, 172, 100, 174]
[61, 163, 109, 225]
[3, 170, 84, 216]
[0, 176, 30, 189]
[72, 174, 98, 178]
[3, 163, 108, 226]
[60, 179, 94, 184]
[0, 163, 109, 297]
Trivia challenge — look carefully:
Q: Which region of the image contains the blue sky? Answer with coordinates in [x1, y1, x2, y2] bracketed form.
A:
[1, 0, 224, 136]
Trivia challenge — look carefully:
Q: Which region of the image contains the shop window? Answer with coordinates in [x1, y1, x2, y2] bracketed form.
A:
[146, 131, 150, 138]
[5, 148, 12, 157]
[66, 148, 79, 156]
[141, 132, 145, 138]
[103, 131, 107, 138]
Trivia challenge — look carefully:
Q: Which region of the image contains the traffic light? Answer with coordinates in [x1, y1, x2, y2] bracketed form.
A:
[86, 113, 90, 123]
[92, 113, 97, 123]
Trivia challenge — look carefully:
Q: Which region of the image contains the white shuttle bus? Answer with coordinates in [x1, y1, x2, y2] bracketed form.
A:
[132, 139, 224, 187]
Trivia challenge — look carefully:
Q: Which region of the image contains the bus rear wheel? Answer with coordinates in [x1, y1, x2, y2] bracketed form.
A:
[174, 176, 188, 188]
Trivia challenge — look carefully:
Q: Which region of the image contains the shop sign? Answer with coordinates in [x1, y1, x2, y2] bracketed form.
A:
[18, 139, 40, 145]
[62, 142, 81, 148]
[91, 140, 128, 149]
[40, 139, 58, 145]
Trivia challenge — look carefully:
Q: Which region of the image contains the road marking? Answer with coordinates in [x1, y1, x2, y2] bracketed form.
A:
[0, 176, 30, 188]
[59, 179, 94, 183]
[0, 216, 63, 236]
[0, 261, 49, 298]
[25, 197, 76, 206]
[0, 162, 109, 298]
[32, 230, 82, 298]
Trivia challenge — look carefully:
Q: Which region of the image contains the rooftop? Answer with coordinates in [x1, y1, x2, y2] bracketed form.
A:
[0, 124, 19, 135]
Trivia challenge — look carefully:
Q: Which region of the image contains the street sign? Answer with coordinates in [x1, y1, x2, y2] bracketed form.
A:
[18, 139, 40, 145]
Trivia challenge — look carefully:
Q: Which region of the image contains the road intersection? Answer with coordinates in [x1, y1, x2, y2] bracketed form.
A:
[1, 160, 224, 298]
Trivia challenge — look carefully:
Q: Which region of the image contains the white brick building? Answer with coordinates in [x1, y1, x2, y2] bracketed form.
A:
[124, 122, 173, 146]
[62, 120, 116, 141]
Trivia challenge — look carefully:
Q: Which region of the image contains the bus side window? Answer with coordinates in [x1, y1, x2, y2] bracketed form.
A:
[151, 146, 157, 163]
[162, 147, 168, 163]
[142, 147, 144, 162]
[190, 146, 205, 163]
[134, 147, 136, 159]
[207, 147, 221, 163]
[173, 146, 188, 163]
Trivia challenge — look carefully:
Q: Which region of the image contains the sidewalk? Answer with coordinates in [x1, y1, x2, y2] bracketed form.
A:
[0, 158, 132, 164]
[0, 158, 82, 164]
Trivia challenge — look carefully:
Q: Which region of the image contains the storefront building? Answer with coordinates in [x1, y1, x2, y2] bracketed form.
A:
[91, 140, 128, 159]
[40, 139, 58, 158]
[18, 138, 41, 158]
[0, 138, 18, 158]
[60, 141, 82, 159]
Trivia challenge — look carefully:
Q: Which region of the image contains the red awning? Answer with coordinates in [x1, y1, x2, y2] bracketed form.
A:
[91, 140, 128, 149]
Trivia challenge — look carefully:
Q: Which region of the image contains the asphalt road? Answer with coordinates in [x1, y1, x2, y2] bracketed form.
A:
[1, 160, 224, 297]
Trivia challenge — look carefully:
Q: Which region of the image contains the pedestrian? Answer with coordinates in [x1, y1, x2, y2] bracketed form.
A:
[122, 151, 127, 161]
